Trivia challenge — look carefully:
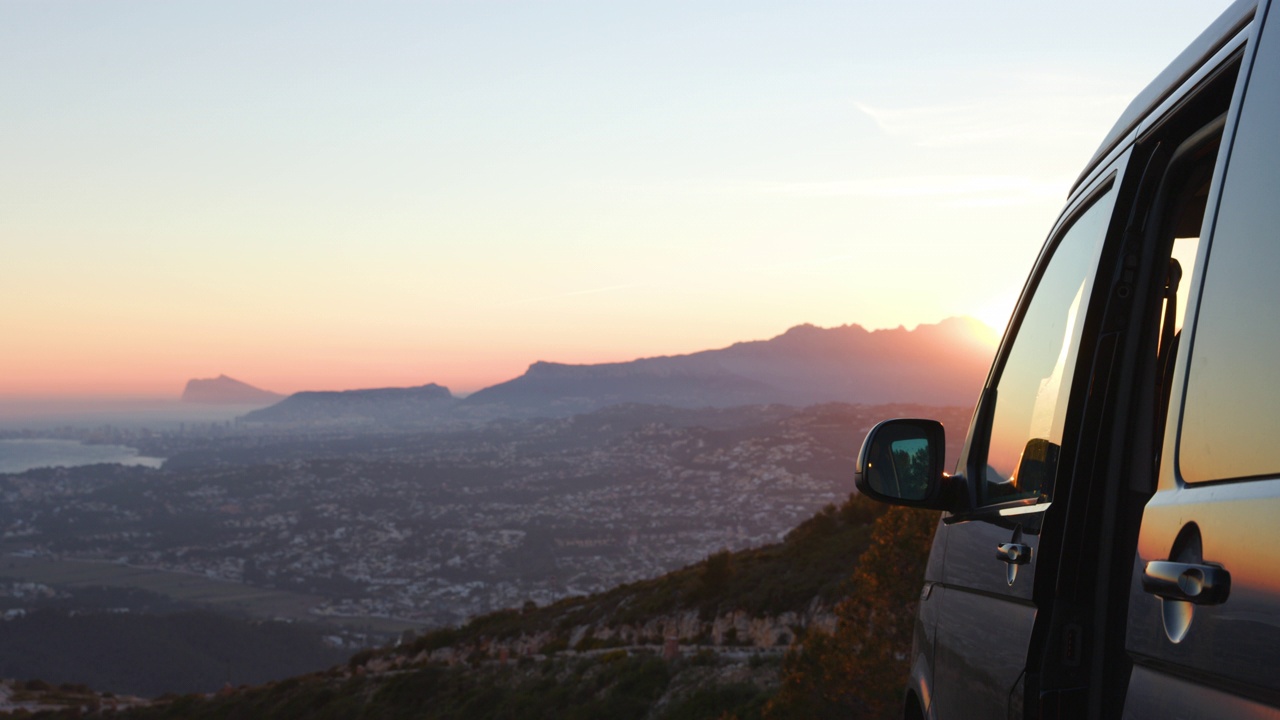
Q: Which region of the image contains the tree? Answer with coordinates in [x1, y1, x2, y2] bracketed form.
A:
[702, 550, 735, 590]
[765, 505, 938, 719]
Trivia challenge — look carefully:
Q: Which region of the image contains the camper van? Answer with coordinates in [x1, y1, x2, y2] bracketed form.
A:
[853, 0, 1280, 717]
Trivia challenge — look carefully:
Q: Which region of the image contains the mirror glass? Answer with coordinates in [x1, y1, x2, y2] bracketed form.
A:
[866, 429, 934, 501]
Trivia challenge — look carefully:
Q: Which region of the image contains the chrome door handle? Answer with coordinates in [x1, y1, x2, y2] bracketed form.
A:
[1142, 561, 1231, 605]
[996, 542, 1033, 565]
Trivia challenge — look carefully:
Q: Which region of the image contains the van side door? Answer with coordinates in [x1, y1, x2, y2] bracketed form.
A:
[1125, 8, 1280, 716]
[930, 169, 1123, 720]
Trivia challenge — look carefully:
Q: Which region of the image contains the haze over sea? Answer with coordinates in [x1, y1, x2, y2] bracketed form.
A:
[0, 398, 263, 431]
[0, 438, 164, 474]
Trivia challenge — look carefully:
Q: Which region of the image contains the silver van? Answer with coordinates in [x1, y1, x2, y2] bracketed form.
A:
[853, 0, 1280, 717]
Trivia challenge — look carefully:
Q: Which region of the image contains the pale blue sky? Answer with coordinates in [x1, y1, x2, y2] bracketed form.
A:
[0, 1, 1235, 395]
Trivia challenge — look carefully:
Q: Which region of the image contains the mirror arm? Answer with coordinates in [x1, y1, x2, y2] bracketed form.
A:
[939, 473, 973, 514]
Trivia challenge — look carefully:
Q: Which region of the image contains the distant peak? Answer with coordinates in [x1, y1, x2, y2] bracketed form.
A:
[289, 383, 454, 397]
[181, 376, 283, 405]
[781, 323, 819, 334]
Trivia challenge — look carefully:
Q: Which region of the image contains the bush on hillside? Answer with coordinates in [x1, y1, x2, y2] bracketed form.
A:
[765, 505, 938, 720]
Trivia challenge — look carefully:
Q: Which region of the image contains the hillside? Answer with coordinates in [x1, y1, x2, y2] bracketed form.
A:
[35, 495, 937, 719]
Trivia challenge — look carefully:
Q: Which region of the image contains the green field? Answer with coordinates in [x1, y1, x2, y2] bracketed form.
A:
[0, 554, 425, 634]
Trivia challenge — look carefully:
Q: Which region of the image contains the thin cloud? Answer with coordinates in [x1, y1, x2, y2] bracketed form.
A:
[643, 175, 1068, 205]
[750, 175, 1069, 207]
[854, 89, 1131, 149]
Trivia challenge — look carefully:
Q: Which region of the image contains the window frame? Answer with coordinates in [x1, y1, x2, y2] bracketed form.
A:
[962, 174, 1120, 511]
[1172, 27, 1280, 486]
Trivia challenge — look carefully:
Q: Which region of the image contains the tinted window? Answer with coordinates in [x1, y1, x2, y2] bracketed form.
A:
[980, 188, 1115, 505]
[1179, 24, 1280, 483]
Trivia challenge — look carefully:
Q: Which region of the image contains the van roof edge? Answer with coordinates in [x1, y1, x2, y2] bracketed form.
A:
[1071, 0, 1260, 195]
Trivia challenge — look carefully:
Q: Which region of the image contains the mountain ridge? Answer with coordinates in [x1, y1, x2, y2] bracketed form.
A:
[235, 316, 995, 427]
[240, 383, 455, 427]
[461, 316, 994, 417]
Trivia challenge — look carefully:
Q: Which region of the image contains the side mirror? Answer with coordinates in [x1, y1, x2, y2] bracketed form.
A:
[855, 418, 956, 509]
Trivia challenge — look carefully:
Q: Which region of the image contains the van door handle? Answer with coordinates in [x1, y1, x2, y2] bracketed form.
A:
[1142, 561, 1230, 605]
[996, 542, 1032, 565]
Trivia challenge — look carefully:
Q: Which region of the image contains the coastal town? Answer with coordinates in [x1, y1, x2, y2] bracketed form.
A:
[0, 403, 970, 629]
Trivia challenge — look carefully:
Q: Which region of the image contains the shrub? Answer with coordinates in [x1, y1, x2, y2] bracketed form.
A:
[539, 638, 569, 656]
[598, 649, 629, 664]
[765, 506, 938, 720]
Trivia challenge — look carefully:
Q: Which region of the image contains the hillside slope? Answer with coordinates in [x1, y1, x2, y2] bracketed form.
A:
[45, 495, 936, 719]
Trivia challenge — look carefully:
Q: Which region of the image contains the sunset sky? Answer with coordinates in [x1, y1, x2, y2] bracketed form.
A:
[2, 1, 1233, 398]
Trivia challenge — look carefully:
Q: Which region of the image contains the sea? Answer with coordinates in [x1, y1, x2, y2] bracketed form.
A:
[0, 398, 267, 474]
[0, 397, 255, 431]
[0, 439, 166, 475]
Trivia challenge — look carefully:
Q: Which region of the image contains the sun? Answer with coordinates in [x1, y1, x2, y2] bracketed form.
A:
[972, 291, 1018, 342]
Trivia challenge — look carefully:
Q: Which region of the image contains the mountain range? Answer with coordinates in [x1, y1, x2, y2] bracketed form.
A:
[463, 316, 995, 417]
[226, 317, 996, 427]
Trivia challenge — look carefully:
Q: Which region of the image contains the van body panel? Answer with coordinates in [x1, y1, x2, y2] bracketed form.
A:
[1122, 665, 1280, 720]
[931, 512, 1040, 719]
[1129, 482, 1280, 701]
[909, 516, 948, 717]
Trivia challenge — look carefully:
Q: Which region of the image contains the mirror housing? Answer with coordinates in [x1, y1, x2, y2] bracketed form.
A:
[855, 418, 962, 510]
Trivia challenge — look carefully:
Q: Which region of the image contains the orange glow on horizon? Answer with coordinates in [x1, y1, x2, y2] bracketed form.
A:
[0, 314, 1000, 400]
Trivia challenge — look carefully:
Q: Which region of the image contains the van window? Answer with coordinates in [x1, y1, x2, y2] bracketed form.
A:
[979, 187, 1115, 505]
[1178, 24, 1280, 484]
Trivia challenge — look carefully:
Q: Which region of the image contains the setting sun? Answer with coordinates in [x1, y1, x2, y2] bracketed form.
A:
[973, 290, 1020, 342]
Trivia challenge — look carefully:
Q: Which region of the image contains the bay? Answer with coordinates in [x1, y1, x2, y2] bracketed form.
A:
[0, 439, 164, 474]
